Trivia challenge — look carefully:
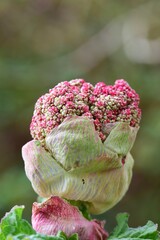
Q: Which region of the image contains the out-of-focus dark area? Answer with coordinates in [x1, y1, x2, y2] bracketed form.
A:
[0, 0, 160, 232]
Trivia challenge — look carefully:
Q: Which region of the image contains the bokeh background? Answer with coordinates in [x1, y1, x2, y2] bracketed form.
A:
[0, 0, 160, 232]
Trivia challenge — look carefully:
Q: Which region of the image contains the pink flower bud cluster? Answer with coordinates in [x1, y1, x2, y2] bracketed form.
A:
[30, 79, 141, 142]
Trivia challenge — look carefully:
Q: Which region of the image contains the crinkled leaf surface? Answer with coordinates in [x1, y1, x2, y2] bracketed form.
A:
[104, 122, 138, 157]
[46, 116, 106, 171]
[0, 205, 35, 239]
[108, 213, 159, 240]
[45, 117, 138, 172]
[22, 117, 137, 214]
[0, 206, 78, 240]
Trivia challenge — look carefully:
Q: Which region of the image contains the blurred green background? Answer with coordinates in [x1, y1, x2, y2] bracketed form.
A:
[0, 0, 160, 232]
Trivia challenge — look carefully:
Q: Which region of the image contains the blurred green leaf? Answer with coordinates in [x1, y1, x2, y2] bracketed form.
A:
[109, 213, 159, 239]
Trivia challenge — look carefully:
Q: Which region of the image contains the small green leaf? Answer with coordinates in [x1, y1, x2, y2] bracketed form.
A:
[109, 213, 159, 240]
[66, 199, 91, 220]
[0, 205, 35, 238]
[68, 233, 79, 240]
[110, 213, 129, 237]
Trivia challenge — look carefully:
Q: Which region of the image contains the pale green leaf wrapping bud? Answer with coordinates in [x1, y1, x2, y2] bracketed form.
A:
[22, 116, 138, 214]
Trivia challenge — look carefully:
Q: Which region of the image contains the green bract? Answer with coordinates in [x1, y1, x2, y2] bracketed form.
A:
[22, 116, 139, 214]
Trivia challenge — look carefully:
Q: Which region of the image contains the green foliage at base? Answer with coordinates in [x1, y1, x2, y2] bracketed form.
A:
[0, 206, 159, 240]
[109, 213, 159, 240]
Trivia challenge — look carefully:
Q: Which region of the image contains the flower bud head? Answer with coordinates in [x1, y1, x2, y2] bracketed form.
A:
[30, 79, 141, 142]
[22, 79, 141, 214]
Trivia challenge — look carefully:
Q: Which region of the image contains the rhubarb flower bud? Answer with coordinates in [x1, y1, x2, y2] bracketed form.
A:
[32, 196, 108, 239]
[22, 79, 141, 214]
[30, 79, 141, 142]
